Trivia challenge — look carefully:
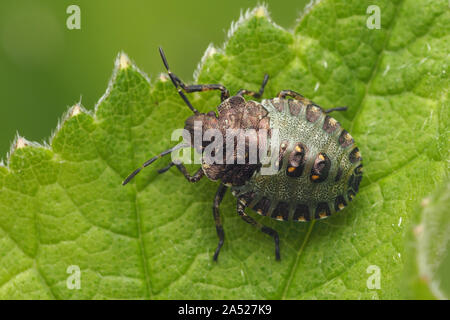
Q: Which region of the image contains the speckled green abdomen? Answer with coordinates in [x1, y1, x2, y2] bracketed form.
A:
[232, 97, 363, 221]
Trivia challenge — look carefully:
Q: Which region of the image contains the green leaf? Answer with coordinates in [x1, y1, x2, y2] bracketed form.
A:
[0, 1, 448, 299]
[403, 180, 450, 299]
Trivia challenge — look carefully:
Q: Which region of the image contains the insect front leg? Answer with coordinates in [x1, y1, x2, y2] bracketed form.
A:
[237, 201, 280, 261]
[159, 47, 230, 102]
[172, 75, 230, 102]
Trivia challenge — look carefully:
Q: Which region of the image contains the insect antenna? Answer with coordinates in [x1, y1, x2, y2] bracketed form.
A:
[159, 47, 199, 114]
[325, 106, 348, 113]
[122, 143, 189, 185]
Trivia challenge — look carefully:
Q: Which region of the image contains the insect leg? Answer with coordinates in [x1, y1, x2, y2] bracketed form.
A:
[236, 74, 269, 99]
[237, 201, 280, 260]
[277, 90, 309, 104]
[172, 74, 230, 102]
[279, 89, 348, 113]
[325, 106, 348, 113]
[158, 162, 205, 183]
[122, 143, 189, 185]
[159, 47, 230, 104]
[213, 184, 228, 261]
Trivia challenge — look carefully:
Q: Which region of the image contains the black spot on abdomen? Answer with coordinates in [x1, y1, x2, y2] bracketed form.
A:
[322, 115, 340, 134]
[286, 142, 307, 178]
[253, 197, 271, 216]
[315, 202, 331, 219]
[306, 104, 321, 123]
[310, 153, 331, 183]
[334, 195, 347, 212]
[293, 204, 310, 221]
[338, 130, 354, 148]
[271, 202, 289, 221]
[349, 147, 362, 163]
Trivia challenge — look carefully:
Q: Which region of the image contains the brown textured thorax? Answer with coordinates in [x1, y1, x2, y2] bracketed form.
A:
[184, 95, 270, 186]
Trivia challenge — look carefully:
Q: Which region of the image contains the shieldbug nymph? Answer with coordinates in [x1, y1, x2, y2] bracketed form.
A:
[123, 48, 363, 261]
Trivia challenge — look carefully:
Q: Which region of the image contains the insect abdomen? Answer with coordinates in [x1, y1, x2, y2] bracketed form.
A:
[232, 97, 363, 222]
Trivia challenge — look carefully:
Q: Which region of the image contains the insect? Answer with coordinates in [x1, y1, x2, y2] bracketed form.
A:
[123, 47, 363, 261]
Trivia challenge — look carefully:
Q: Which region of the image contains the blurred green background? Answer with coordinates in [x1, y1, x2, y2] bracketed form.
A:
[0, 0, 309, 158]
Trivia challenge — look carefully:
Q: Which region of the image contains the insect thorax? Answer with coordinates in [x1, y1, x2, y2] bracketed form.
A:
[194, 95, 271, 186]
